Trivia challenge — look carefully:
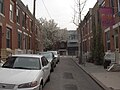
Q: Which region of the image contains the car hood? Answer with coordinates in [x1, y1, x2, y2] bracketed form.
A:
[0, 68, 41, 84]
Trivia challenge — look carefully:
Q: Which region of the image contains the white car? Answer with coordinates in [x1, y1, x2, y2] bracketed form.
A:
[0, 54, 51, 90]
[47, 51, 60, 64]
[38, 52, 56, 72]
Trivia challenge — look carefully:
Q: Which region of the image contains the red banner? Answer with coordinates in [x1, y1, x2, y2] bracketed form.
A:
[99, 7, 114, 29]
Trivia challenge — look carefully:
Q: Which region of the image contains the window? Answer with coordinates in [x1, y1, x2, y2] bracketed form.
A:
[110, 0, 114, 13]
[28, 37, 31, 49]
[105, 31, 110, 50]
[114, 30, 119, 49]
[0, 0, 4, 14]
[9, 1, 14, 21]
[16, 7, 20, 24]
[3, 57, 41, 70]
[41, 57, 49, 67]
[118, 0, 120, 16]
[6, 28, 11, 48]
[18, 32, 22, 49]
[30, 20, 33, 32]
[22, 12, 25, 28]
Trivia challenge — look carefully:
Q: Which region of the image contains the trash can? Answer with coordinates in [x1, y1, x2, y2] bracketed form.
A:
[104, 60, 111, 69]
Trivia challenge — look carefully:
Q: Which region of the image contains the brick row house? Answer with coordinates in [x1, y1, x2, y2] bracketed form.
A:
[0, 0, 43, 59]
[78, 0, 120, 64]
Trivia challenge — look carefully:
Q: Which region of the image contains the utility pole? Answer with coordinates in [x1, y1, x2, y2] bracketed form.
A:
[33, 0, 36, 53]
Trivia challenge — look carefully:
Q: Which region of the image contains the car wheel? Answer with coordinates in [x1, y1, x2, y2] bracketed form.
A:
[51, 68, 54, 72]
[39, 84, 43, 90]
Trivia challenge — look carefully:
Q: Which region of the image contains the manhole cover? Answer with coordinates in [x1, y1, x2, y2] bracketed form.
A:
[63, 72, 73, 79]
[64, 84, 78, 90]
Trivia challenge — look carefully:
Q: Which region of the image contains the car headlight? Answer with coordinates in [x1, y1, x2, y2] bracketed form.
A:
[18, 81, 38, 88]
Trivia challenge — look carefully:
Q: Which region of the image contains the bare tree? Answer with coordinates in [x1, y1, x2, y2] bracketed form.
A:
[72, 0, 87, 64]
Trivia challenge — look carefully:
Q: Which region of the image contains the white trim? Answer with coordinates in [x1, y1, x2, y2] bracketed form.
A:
[104, 27, 110, 32]
[88, 37, 90, 40]
[17, 23, 20, 26]
[6, 24, 12, 29]
[22, 27, 25, 30]
[112, 22, 120, 29]
[90, 36, 93, 38]
[0, 13, 5, 18]
[22, 11, 25, 15]
[23, 32, 28, 36]
[10, 20, 14, 23]
[27, 15, 29, 18]
[29, 35, 31, 37]
[18, 29, 22, 33]
[10, 0, 14, 5]
[83, 39, 87, 42]
[0, 22, 2, 26]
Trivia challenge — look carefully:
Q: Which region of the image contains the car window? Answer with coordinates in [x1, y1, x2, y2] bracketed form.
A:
[41, 57, 49, 67]
[40, 52, 53, 60]
[2, 57, 41, 70]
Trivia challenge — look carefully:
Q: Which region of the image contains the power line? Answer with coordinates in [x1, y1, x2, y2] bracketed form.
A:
[41, 0, 52, 19]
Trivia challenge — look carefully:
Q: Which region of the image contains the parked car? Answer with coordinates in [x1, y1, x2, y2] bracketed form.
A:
[0, 54, 51, 90]
[38, 52, 56, 72]
[47, 51, 60, 64]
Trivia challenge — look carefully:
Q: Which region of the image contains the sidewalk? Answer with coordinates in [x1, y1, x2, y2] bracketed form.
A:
[72, 57, 120, 90]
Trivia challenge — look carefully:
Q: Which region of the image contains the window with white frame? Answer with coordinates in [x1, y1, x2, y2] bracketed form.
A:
[9, 0, 14, 21]
[6, 28, 11, 48]
[22, 12, 25, 28]
[0, 0, 4, 14]
[16, 7, 20, 24]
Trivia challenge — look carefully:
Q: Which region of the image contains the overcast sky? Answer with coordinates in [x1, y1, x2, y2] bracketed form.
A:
[21, 0, 97, 30]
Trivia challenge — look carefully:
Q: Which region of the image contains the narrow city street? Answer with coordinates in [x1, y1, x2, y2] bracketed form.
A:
[43, 56, 104, 90]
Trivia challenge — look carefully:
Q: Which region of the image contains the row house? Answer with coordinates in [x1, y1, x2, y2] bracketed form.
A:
[0, 0, 43, 59]
[79, 0, 120, 64]
[67, 30, 78, 56]
[100, 0, 120, 64]
[79, 8, 93, 60]
[99, 0, 120, 52]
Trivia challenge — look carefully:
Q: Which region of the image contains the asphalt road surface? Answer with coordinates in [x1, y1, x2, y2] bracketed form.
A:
[43, 56, 104, 90]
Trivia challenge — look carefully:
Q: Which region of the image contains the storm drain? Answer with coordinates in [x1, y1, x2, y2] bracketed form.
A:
[64, 84, 78, 90]
[63, 72, 73, 79]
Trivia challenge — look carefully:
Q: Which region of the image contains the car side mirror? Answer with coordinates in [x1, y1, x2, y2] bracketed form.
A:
[42, 66, 49, 70]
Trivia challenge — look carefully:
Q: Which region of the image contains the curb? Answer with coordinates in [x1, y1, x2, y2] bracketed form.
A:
[71, 57, 110, 90]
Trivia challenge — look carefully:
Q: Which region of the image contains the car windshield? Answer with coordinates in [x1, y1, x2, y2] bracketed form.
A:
[40, 52, 52, 61]
[2, 57, 41, 70]
[48, 51, 57, 55]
